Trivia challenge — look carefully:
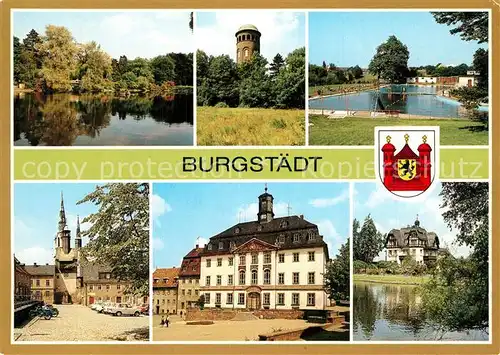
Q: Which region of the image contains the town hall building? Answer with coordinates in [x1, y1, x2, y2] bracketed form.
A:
[199, 187, 330, 311]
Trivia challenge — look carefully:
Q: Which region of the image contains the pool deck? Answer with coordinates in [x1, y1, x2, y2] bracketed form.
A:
[308, 109, 466, 120]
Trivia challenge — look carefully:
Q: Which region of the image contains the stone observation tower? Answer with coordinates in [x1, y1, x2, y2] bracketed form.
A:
[235, 24, 261, 64]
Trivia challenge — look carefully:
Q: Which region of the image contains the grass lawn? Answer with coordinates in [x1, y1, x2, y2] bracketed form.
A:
[197, 107, 305, 146]
[309, 116, 489, 145]
[353, 273, 430, 285]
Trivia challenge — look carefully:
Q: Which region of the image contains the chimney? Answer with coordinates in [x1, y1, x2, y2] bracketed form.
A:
[195, 244, 199, 248]
[299, 215, 304, 219]
[34, 263, 37, 267]
[46, 263, 49, 265]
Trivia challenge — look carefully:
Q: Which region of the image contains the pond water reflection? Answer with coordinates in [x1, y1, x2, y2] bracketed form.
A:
[14, 92, 193, 146]
[353, 282, 488, 341]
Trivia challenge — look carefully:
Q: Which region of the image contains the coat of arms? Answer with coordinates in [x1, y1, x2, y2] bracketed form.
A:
[375, 126, 440, 198]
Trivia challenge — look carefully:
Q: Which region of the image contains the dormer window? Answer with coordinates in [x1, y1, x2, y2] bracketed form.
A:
[293, 233, 300, 243]
[219, 242, 223, 250]
[257, 225, 262, 231]
[230, 241, 235, 249]
[208, 244, 212, 251]
[235, 227, 240, 234]
[280, 220, 288, 228]
[307, 232, 315, 241]
[276, 234, 285, 244]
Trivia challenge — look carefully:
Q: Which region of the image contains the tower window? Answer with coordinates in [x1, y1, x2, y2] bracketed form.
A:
[244, 49, 249, 57]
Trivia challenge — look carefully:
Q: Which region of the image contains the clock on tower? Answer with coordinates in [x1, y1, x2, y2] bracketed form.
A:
[257, 185, 274, 223]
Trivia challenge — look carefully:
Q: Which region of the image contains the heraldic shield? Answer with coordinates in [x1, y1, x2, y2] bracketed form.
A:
[375, 126, 440, 198]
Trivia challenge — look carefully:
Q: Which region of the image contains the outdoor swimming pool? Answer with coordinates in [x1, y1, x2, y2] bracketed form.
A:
[309, 85, 488, 118]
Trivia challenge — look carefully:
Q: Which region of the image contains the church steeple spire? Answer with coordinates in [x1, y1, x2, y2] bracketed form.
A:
[58, 191, 67, 232]
[75, 215, 82, 249]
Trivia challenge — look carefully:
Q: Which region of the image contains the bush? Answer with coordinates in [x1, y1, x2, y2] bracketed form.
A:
[215, 102, 229, 108]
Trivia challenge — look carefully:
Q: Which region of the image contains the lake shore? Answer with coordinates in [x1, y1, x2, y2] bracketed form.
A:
[353, 273, 430, 285]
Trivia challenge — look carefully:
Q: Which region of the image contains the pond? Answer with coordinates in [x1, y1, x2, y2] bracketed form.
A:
[309, 85, 488, 118]
[14, 92, 193, 146]
[353, 282, 489, 341]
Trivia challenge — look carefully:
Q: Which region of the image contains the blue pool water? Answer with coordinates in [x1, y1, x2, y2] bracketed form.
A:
[309, 85, 489, 118]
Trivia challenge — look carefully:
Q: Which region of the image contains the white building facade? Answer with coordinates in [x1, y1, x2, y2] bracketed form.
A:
[199, 189, 330, 311]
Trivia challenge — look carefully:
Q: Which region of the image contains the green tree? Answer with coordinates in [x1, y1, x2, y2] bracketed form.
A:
[323, 239, 350, 302]
[421, 182, 488, 334]
[78, 183, 150, 296]
[201, 54, 239, 106]
[128, 57, 154, 83]
[472, 48, 488, 90]
[79, 41, 113, 92]
[432, 12, 488, 44]
[151, 55, 176, 84]
[122, 71, 138, 89]
[449, 86, 487, 110]
[167, 52, 193, 86]
[353, 214, 385, 263]
[196, 50, 210, 87]
[368, 35, 409, 83]
[17, 29, 43, 88]
[13, 36, 21, 83]
[239, 54, 273, 108]
[269, 53, 285, 79]
[274, 47, 305, 109]
[351, 65, 363, 79]
[38, 25, 78, 91]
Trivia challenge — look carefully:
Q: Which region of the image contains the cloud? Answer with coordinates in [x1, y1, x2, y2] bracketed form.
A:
[153, 237, 165, 250]
[309, 189, 350, 208]
[16, 246, 53, 265]
[315, 219, 346, 257]
[196, 11, 304, 62]
[196, 237, 208, 248]
[66, 214, 91, 233]
[96, 11, 194, 58]
[151, 194, 172, 225]
[364, 185, 392, 208]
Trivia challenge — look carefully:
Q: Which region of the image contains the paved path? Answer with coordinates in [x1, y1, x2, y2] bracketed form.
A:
[16, 304, 149, 342]
[153, 315, 311, 341]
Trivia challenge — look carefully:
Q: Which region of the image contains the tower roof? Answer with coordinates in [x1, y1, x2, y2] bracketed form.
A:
[236, 24, 260, 34]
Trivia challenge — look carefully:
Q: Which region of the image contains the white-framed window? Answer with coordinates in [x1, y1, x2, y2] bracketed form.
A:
[251, 269, 258, 285]
[206, 276, 211, 286]
[263, 293, 270, 305]
[293, 272, 299, 284]
[239, 270, 245, 285]
[278, 273, 284, 284]
[204, 293, 210, 304]
[228, 275, 233, 285]
[263, 269, 271, 284]
[217, 258, 222, 267]
[308, 272, 315, 284]
[293, 253, 299, 262]
[308, 251, 315, 261]
[227, 293, 233, 304]
[216, 275, 222, 285]
[278, 253, 285, 263]
[228, 257, 233, 266]
[251, 253, 258, 265]
[206, 259, 211, 267]
[215, 293, 221, 304]
[277, 293, 285, 305]
[264, 252, 271, 264]
[219, 242, 223, 250]
[238, 293, 245, 305]
[292, 293, 299, 306]
[239, 255, 246, 265]
[307, 293, 315, 306]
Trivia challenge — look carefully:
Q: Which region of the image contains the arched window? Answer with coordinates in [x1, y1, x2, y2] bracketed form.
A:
[237, 49, 240, 58]
[239, 270, 246, 285]
[251, 269, 258, 285]
[263, 269, 271, 284]
[244, 48, 249, 58]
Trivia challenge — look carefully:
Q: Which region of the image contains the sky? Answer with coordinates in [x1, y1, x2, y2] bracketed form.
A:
[13, 11, 194, 59]
[196, 11, 305, 62]
[309, 11, 489, 67]
[152, 183, 349, 268]
[354, 182, 471, 260]
[14, 183, 98, 265]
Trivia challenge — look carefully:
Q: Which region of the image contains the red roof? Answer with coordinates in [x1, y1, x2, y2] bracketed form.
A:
[394, 144, 419, 160]
[153, 267, 180, 288]
[179, 247, 203, 277]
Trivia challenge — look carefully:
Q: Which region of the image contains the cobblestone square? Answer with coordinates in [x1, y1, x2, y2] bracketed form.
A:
[15, 305, 149, 342]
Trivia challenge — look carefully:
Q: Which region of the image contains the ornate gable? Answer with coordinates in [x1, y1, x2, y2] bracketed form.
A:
[232, 237, 277, 254]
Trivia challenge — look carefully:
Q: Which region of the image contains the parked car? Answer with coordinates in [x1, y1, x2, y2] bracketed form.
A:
[138, 303, 149, 315]
[106, 303, 141, 317]
[95, 302, 113, 313]
[90, 302, 102, 311]
[103, 303, 117, 314]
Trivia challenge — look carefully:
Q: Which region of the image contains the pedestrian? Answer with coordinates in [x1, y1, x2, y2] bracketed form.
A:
[160, 315, 164, 326]
[165, 315, 170, 328]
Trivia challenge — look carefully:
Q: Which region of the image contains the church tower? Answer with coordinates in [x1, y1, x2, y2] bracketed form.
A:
[257, 185, 274, 223]
[56, 192, 72, 255]
[235, 24, 261, 64]
[75, 215, 82, 249]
